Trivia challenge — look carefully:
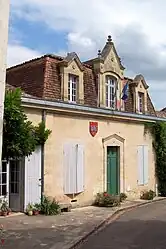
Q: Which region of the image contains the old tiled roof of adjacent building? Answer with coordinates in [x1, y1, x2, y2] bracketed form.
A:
[6, 36, 158, 117]
[156, 108, 166, 118]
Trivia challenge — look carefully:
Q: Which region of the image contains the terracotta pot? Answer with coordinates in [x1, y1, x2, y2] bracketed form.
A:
[28, 210, 33, 216]
[33, 210, 39, 215]
[7, 209, 11, 215]
[1, 212, 7, 217]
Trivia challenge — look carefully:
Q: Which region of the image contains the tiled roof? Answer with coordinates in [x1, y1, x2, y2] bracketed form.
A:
[156, 110, 166, 118]
[5, 37, 157, 117]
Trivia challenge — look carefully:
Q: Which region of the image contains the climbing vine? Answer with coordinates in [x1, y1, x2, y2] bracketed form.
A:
[144, 121, 166, 196]
[2, 88, 51, 161]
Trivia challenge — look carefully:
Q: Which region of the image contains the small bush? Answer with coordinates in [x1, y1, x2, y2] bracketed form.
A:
[40, 196, 60, 215]
[120, 193, 127, 202]
[140, 190, 155, 200]
[94, 192, 120, 207]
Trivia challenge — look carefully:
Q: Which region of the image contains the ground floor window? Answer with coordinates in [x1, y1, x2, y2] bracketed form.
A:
[0, 161, 8, 196]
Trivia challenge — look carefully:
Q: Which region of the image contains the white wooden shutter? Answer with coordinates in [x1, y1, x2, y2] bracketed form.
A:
[76, 144, 84, 193]
[63, 143, 77, 194]
[24, 146, 41, 209]
[138, 145, 144, 185]
[143, 145, 148, 184]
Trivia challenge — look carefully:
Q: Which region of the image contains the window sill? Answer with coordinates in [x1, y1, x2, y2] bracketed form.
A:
[105, 106, 116, 110]
[67, 101, 77, 104]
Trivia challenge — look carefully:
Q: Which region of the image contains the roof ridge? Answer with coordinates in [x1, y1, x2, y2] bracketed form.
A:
[7, 54, 64, 71]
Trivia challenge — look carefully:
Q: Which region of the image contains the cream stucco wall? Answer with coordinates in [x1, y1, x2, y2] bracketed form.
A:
[25, 107, 155, 206]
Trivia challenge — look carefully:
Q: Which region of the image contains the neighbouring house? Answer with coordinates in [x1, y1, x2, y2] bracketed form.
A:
[4, 35, 166, 211]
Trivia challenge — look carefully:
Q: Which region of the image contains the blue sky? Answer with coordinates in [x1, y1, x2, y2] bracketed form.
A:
[9, 16, 68, 54]
[8, 0, 166, 110]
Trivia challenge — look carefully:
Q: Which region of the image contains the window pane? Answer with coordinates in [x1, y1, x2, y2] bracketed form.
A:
[2, 173, 6, 184]
[2, 185, 6, 196]
[15, 183, 19, 194]
[2, 162, 6, 173]
[68, 74, 78, 102]
[16, 170, 19, 182]
[10, 183, 14, 194]
[11, 171, 15, 182]
[105, 76, 116, 109]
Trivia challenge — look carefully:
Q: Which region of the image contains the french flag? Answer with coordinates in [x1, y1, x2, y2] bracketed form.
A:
[121, 82, 129, 101]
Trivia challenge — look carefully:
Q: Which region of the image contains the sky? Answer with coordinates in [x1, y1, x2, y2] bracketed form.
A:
[7, 0, 166, 110]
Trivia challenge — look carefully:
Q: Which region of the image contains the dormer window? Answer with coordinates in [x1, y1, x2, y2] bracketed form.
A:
[105, 76, 116, 109]
[138, 92, 144, 113]
[68, 74, 78, 103]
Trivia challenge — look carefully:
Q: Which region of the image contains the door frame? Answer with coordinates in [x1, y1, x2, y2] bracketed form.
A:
[9, 159, 25, 212]
[102, 133, 125, 193]
[107, 146, 120, 195]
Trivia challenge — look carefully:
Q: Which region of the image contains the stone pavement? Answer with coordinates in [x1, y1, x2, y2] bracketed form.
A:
[0, 198, 164, 249]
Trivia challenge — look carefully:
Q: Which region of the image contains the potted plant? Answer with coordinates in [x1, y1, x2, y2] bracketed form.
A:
[26, 203, 33, 216]
[1, 201, 8, 216]
[33, 203, 41, 215]
[7, 207, 11, 215]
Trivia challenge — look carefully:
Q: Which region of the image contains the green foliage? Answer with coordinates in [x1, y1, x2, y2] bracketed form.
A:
[145, 121, 166, 196]
[40, 196, 60, 215]
[34, 121, 52, 145]
[3, 88, 51, 161]
[94, 192, 120, 207]
[120, 192, 127, 202]
[140, 190, 155, 200]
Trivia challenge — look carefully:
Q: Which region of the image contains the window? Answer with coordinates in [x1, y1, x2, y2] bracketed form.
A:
[105, 76, 116, 109]
[10, 161, 19, 194]
[63, 143, 84, 194]
[138, 92, 144, 113]
[137, 145, 148, 185]
[0, 161, 8, 196]
[68, 74, 78, 102]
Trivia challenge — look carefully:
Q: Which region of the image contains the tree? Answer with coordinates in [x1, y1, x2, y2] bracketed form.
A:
[2, 88, 51, 161]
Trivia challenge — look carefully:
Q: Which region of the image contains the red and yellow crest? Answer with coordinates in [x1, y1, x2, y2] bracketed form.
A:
[89, 122, 98, 137]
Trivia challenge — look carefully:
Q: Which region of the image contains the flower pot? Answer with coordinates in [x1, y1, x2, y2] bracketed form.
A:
[28, 210, 33, 216]
[7, 208, 11, 215]
[1, 212, 7, 217]
[33, 210, 39, 215]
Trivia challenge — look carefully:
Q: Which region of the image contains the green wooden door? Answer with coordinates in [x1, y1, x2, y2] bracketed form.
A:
[107, 146, 120, 195]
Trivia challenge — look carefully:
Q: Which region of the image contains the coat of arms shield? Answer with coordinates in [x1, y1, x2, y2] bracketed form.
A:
[89, 122, 98, 137]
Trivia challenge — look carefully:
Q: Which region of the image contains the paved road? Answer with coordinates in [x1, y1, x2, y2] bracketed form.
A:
[79, 200, 166, 249]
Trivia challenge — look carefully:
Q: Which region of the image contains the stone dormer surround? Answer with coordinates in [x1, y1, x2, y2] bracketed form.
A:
[59, 52, 84, 104]
[85, 35, 125, 109]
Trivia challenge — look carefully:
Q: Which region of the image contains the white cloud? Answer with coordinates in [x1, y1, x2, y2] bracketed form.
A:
[9, 0, 166, 109]
[7, 44, 41, 67]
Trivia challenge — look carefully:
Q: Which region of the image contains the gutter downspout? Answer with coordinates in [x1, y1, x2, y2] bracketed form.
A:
[41, 109, 46, 202]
